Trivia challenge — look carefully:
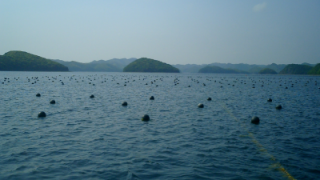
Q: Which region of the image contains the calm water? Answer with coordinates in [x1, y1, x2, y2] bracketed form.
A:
[0, 71, 320, 180]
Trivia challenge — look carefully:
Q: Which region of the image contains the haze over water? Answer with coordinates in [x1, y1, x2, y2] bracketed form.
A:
[1, 71, 320, 179]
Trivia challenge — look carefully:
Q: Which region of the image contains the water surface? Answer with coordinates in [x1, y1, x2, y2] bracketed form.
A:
[1, 72, 320, 180]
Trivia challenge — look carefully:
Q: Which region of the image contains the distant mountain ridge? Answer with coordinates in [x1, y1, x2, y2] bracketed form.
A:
[173, 63, 289, 73]
[279, 64, 313, 75]
[198, 65, 249, 74]
[52, 58, 136, 72]
[91, 58, 137, 69]
[1, 50, 318, 74]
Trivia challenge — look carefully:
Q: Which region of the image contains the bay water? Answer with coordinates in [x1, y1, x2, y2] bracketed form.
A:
[1, 72, 320, 179]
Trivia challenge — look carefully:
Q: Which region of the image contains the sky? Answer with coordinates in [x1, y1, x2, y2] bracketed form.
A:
[1, 0, 320, 65]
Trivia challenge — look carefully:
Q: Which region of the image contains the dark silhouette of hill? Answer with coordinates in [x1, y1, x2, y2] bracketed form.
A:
[123, 58, 180, 73]
[308, 63, 320, 75]
[0, 51, 68, 71]
[279, 64, 313, 75]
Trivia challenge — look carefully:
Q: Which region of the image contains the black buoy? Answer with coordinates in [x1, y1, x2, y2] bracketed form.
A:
[36, 93, 41, 97]
[149, 96, 154, 100]
[38, 111, 46, 118]
[267, 98, 272, 102]
[50, 100, 55, 104]
[141, 114, 150, 121]
[207, 97, 212, 101]
[251, 116, 260, 124]
[276, 105, 282, 110]
[90, 95, 94, 98]
[122, 101, 128, 106]
[198, 103, 204, 108]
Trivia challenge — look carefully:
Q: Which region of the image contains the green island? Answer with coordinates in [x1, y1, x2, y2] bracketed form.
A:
[308, 63, 320, 75]
[123, 58, 180, 73]
[279, 64, 313, 75]
[259, 68, 277, 74]
[198, 65, 249, 74]
[0, 51, 68, 71]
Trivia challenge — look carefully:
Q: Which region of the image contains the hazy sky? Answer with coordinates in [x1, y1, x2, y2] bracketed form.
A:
[1, 0, 320, 65]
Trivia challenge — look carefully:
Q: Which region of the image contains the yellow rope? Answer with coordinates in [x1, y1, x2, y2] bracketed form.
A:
[222, 104, 296, 180]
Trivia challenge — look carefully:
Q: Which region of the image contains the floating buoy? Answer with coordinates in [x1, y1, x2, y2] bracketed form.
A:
[207, 97, 212, 101]
[267, 98, 272, 102]
[149, 96, 154, 100]
[36, 93, 41, 97]
[122, 101, 128, 106]
[141, 114, 150, 121]
[38, 111, 46, 118]
[198, 103, 204, 108]
[276, 105, 282, 110]
[50, 100, 55, 104]
[251, 116, 260, 124]
[90, 95, 94, 98]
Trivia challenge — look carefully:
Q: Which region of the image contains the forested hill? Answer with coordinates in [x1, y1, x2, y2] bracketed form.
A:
[0, 51, 68, 71]
[279, 64, 313, 75]
[123, 58, 180, 73]
[308, 63, 320, 75]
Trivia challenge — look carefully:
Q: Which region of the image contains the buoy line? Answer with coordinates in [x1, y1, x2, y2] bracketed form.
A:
[222, 103, 296, 180]
[196, 79, 296, 180]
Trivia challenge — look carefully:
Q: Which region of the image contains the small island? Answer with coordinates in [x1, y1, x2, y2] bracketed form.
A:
[0, 51, 68, 71]
[123, 58, 180, 73]
[198, 65, 248, 74]
[259, 68, 277, 74]
[279, 64, 313, 75]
